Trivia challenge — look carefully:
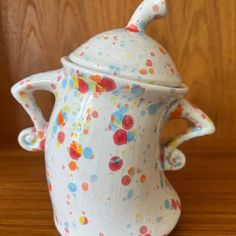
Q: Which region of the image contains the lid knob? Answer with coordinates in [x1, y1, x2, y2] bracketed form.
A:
[126, 0, 167, 33]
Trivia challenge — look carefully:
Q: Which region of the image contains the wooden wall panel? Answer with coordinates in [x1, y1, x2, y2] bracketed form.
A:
[0, 0, 235, 151]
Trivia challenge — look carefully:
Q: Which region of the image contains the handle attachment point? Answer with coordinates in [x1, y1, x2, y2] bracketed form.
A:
[11, 69, 62, 152]
[18, 127, 46, 152]
[160, 99, 215, 171]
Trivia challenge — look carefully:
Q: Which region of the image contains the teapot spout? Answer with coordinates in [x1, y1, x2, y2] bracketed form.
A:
[126, 0, 168, 33]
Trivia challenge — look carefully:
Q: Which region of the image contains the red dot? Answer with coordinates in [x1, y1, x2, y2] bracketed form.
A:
[139, 226, 148, 234]
[40, 139, 45, 150]
[126, 24, 139, 32]
[122, 115, 134, 130]
[121, 175, 131, 186]
[153, 4, 159, 11]
[51, 84, 56, 90]
[100, 78, 117, 91]
[78, 79, 88, 93]
[172, 199, 178, 210]
[92, 111, 99, 118]
[109, 156, 123, 171]
[69, 141, 82, 160]
[57, 131, 65, 144]
[146, 59, 153, 67]
[154, 14, 162, 19]
[113, 129, 127, 145]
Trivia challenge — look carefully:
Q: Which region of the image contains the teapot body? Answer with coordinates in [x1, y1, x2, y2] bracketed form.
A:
[11, 1, 216, 235]
[44, 59, 183, 236]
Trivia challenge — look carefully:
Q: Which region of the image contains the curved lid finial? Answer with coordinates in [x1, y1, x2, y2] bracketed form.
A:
[126, 0, 167, 33]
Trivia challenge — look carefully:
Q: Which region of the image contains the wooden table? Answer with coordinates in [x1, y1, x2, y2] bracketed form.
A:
[0, 150, 236, 236]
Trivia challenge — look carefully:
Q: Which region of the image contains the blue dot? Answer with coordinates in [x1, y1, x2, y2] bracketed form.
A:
[131, 86, 145, 96]
[62, 79, 67, 89]
[68, 182, 77, 192]
[127, 132, 134, 142]
[83, 147, 93, 159]
[127, 189, 134, 199]
[119, 105, 128, 114]
[74, 90, 79, 97]
[52, 126, 58, 134]
[110, 122, 118, 131]
[90, 175, 98, 182]
[69, 79, 74, 88]
[113, 111, 123, 121]
[148, 104, 159, 115]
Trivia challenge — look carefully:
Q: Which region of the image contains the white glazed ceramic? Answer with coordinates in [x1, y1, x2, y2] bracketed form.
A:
[11, 1, 215, 235]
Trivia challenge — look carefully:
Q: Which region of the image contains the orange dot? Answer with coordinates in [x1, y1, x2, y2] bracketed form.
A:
[82, 183, 89, 191]
[26, 84, 33, 89]
[48, 183, 52, 192]
[58, 111, 65, 126]
[140, 174, 146, 183]
[170, 103, 183, 119]
[69, 161, 77, 171]
[19, 91, 26, 96]
[37, 131, 44, 139]
[79, 216, 88, 225]
[83, 129, 89, 135]
[128, 167, 135, 176]
[139, 69, 147, 75]
[90, 74, 102, 83]
[149, 68, 155, 75]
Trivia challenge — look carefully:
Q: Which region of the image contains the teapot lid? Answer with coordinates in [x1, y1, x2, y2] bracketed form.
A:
[69, 0, 184, 88]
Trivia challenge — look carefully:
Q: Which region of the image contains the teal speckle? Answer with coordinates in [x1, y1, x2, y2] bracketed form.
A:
[68, 182, 77, 192]
[148, 102, 164, 115]
[156, 216, 162, 223]
[164, 199, 170, 209]
[139, 20, 146, 28]
[131, 85, 145, 96]
[141, 110, 146, 116]
[126, 224, 132, 228]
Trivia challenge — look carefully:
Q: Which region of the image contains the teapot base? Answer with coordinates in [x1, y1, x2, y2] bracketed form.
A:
[53, 211, 181, 236]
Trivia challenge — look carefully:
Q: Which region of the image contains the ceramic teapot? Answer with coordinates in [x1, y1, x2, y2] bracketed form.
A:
[11, 0, 215, 235]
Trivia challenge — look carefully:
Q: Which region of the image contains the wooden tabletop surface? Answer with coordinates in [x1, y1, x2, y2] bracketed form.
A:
[0, 150, 235, 236]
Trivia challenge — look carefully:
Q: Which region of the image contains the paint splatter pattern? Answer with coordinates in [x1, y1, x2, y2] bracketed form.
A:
[11, 0, 215, 235]
[12, 64, 214, 236]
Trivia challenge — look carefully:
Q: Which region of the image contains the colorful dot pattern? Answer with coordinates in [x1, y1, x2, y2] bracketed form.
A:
[11, 0, 215, 235]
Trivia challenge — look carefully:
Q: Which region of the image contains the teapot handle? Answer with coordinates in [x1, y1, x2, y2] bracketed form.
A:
[160, 99, 215, 171]
[11, 69, 63, 151]
[126, 0, 167, 32]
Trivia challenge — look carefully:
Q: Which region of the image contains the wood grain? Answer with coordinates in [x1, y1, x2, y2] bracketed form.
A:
[0, 0, 236, 151]
[0, 150, 235, 235]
